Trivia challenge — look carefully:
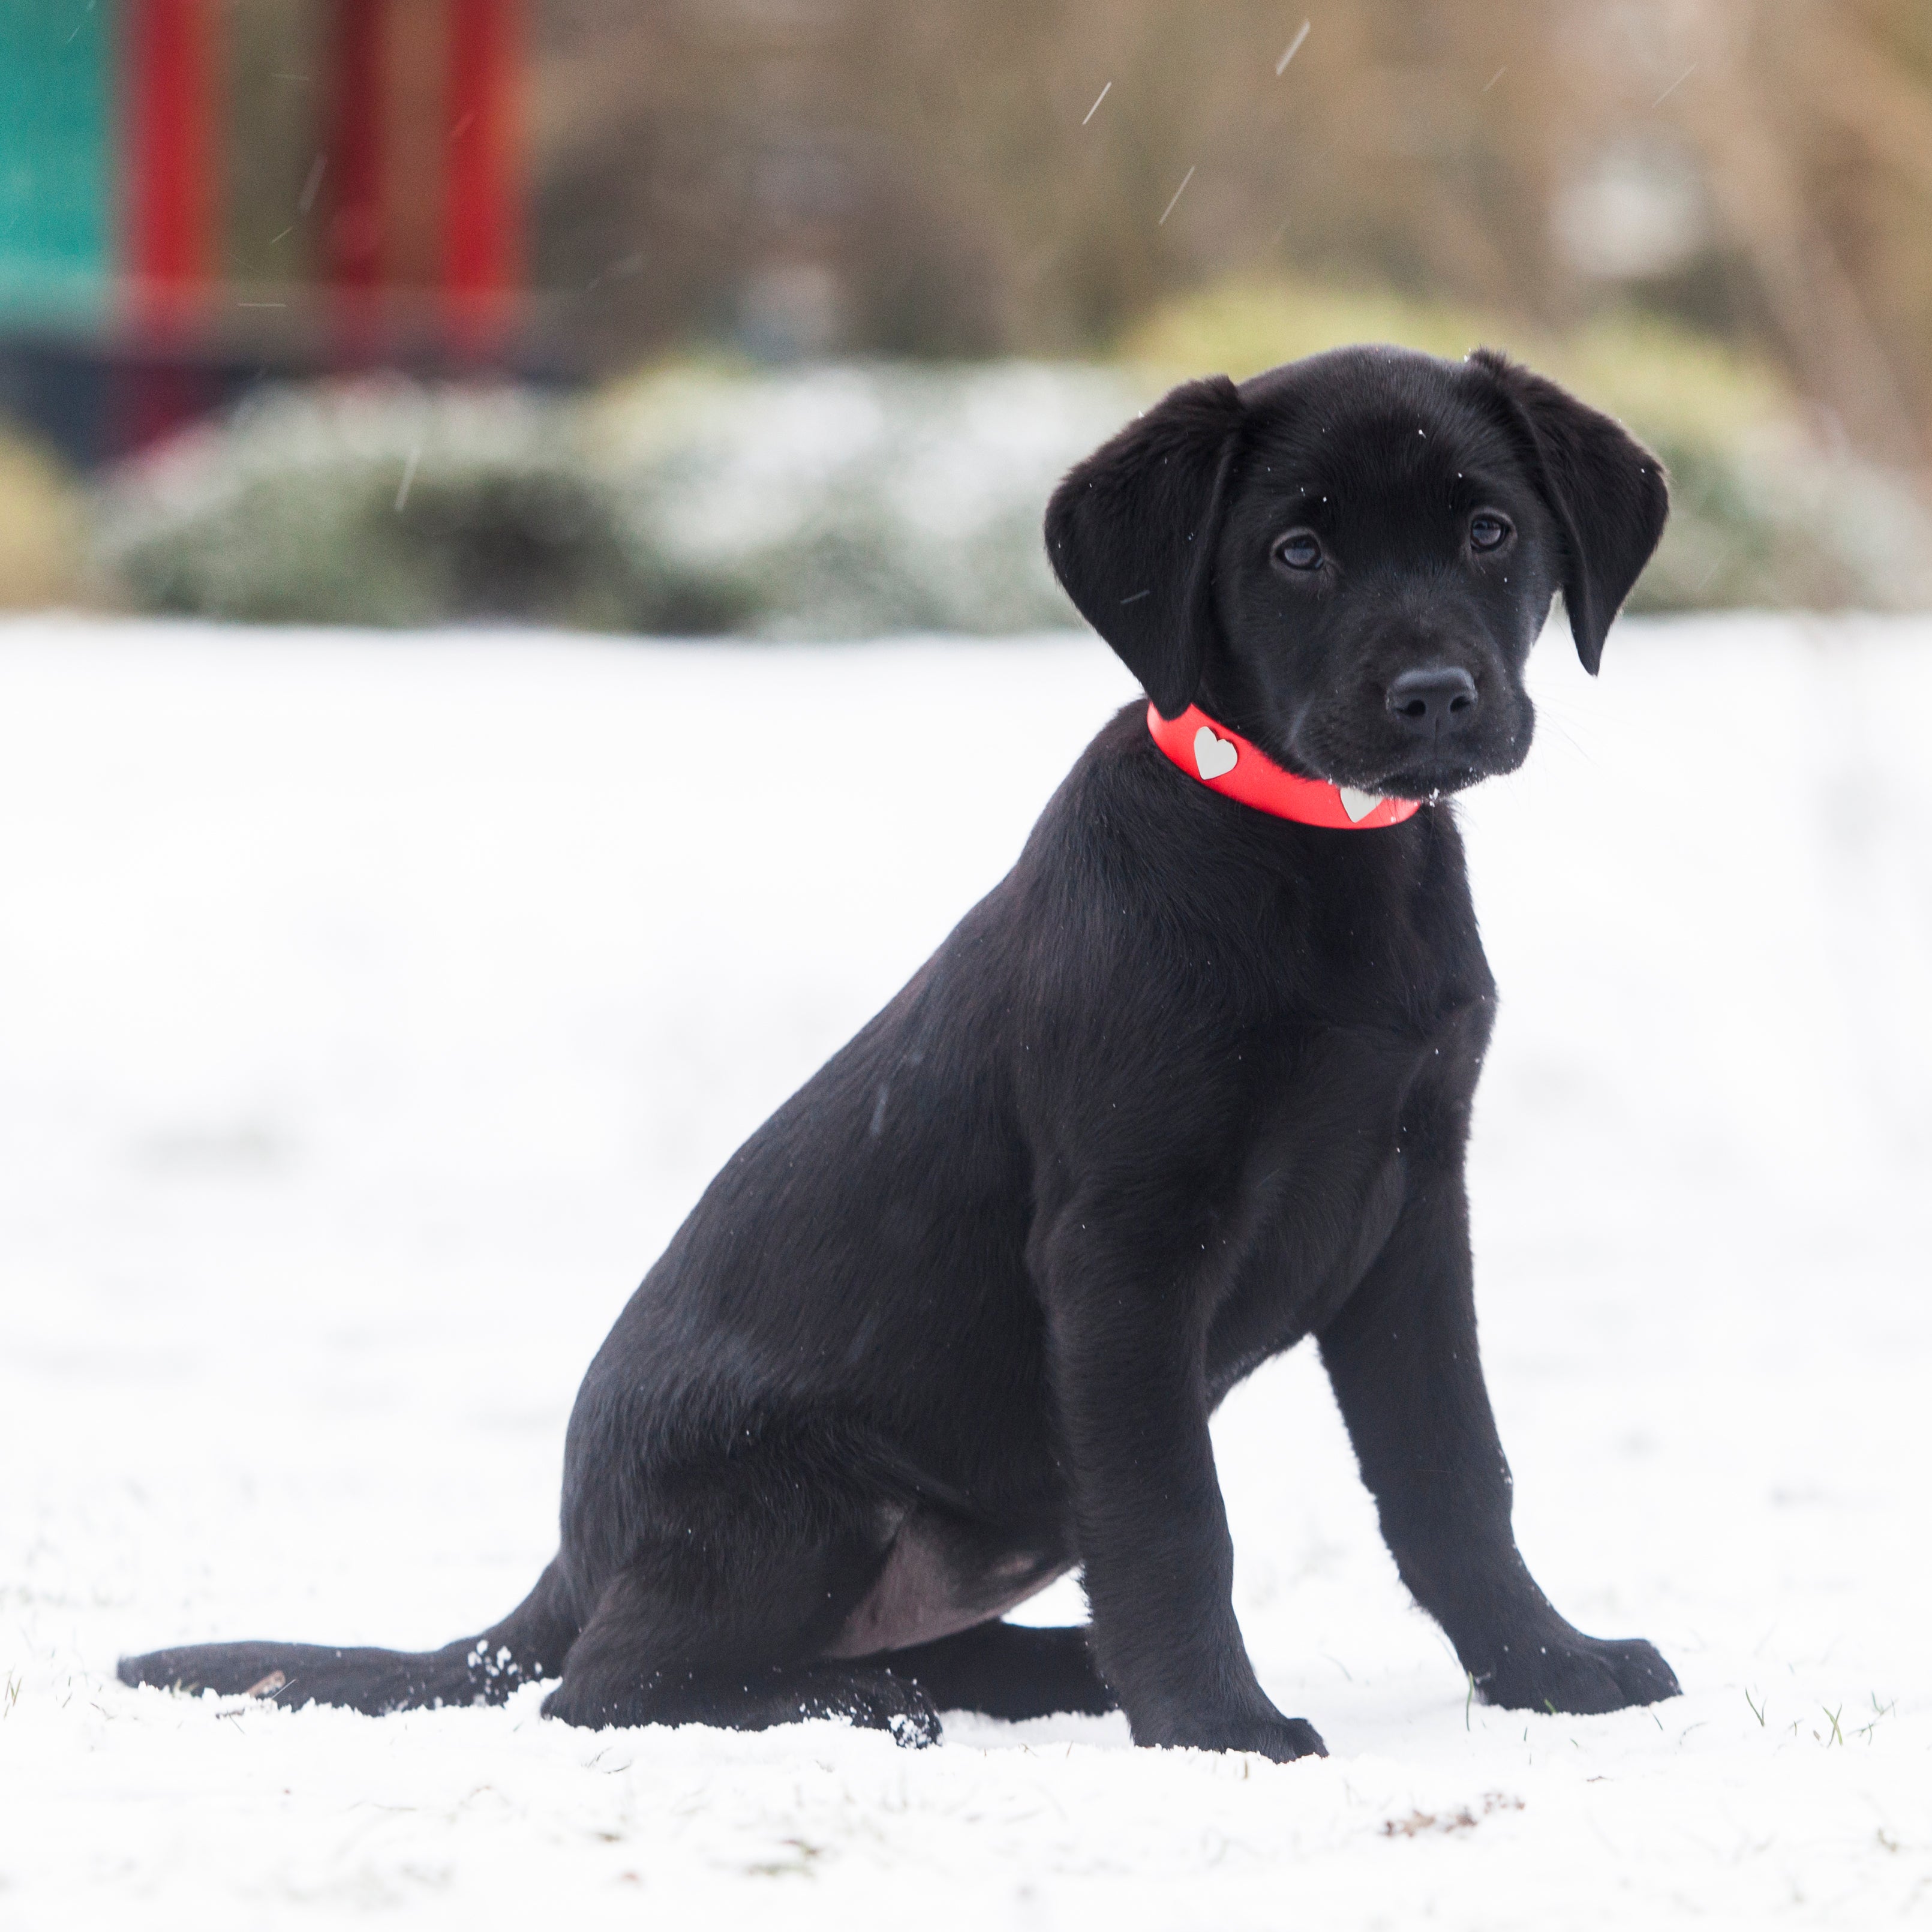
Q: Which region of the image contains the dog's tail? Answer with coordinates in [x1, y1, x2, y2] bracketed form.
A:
[116, 1558, 581, 1715]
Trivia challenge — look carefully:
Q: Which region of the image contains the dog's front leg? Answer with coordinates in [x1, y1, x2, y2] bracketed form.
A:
[1041, 1203, 1326, 1761]
[1318, 1161, 1679, 1714]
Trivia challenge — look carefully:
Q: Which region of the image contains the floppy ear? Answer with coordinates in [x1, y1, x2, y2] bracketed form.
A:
[1469, 348, 1668, 675]
[1045, 375, 1245, 719]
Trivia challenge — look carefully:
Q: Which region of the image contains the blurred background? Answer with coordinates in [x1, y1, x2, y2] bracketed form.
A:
[2, 0, 1930, 631]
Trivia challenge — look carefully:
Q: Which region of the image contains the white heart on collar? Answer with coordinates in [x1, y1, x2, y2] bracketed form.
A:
[1338, 786, 1382, 824]
[1193, 725, 1238, 781]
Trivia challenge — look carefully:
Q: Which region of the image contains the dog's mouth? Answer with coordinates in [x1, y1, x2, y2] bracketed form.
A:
[1270, 731, 1527, 802]
[1348, 749, 1521, 801]
[1277, 695, 1534, 801]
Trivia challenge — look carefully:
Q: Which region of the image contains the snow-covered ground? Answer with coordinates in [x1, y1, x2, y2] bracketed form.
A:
[2, 612, 1930, 1929]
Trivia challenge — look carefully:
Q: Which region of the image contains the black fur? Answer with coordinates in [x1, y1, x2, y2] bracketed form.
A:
[121, 345, 1677, 1757]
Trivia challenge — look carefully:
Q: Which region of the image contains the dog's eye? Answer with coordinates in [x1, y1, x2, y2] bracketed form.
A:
[1469, 513, 1512, 553]
[1273, 530, 1324, 572]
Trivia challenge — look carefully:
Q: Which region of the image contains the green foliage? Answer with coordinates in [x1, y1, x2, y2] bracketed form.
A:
[1122, 278, 1932, 612]
[584, 359, 1141, 638]
[89, 312, 1931, 632]
[0, 425, 83, 608]
[1123, 278, 1509, 380]
[93, 381, 735, 633]
[97, 363, 1143, 638]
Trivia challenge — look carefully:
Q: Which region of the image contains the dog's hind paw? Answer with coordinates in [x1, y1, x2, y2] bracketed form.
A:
[796, 1665, 942, 1748]
[815, 1661, 942, 1754]
[540, 1660, 942, 1744]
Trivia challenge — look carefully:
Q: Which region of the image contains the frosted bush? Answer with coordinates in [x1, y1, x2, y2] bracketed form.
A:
[94, 364, 1147, 635]
[97, 351, 1921, 635]
[92, 379, 722, 632]
[1626, 423, 1932, 613]
[585, 360, 1147, 637]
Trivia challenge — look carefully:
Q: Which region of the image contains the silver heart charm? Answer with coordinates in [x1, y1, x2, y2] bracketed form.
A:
[1338, 786, 1382, 824]
[1193, 726, 1238, 782]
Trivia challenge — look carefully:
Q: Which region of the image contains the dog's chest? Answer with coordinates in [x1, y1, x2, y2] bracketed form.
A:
[1201, 1016, 1452, 1396]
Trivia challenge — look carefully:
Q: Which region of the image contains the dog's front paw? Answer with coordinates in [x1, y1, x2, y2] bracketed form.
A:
[1226, 1714, 1329, 1762]
[1135, 1709, 1328, 1762]
[1480, 1633, 1679, 1715]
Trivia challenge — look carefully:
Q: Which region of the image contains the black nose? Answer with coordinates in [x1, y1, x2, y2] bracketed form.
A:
[1386, 665, 1479, 736]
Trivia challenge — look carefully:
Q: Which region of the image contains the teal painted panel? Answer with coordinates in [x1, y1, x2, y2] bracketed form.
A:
[0, 0, 113, 320]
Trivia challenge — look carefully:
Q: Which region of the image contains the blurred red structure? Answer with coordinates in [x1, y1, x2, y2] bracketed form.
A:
[446, 0, 522, 345]
[0, 0, 529, 465]
[125, 0, 218, 321]
[330, 0, 387, 299]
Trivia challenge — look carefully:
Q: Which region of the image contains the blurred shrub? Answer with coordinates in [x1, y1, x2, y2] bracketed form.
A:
[1123, 278, 1932, 612]
[584, 359, 1142, 637]
[95, 362, 1141, 637]
[93, 380, 737, 632]
[0, 427, 85, 609]
[91, 298, 1931, 633]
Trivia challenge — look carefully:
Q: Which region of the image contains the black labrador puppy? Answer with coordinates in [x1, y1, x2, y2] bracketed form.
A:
[122, 345, 1679, 1758]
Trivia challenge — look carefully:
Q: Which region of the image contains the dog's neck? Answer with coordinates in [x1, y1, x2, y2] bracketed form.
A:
[1146, 704, 1422, 830]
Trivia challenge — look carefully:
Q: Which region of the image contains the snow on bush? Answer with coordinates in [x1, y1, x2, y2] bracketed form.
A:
[90, 348, 1932, 633]
[90, 379, 714, 633]
[584, 360, 1143, 636]
[93, 363, 1143, 637]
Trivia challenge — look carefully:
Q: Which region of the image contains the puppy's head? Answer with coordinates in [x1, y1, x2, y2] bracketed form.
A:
[1046, 345, 1667, 800]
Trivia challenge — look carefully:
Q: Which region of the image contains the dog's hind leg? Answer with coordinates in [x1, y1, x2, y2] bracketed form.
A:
[539, 1539, 940, 1746]
[118, 1557, 581, 1714]
[869, 1621, 1114, 1720]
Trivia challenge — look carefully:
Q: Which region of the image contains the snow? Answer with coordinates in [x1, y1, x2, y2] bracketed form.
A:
[2, 611, 1930, 1928]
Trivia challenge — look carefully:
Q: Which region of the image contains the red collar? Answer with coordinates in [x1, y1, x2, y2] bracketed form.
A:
[1146, 704, 1422, 830]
